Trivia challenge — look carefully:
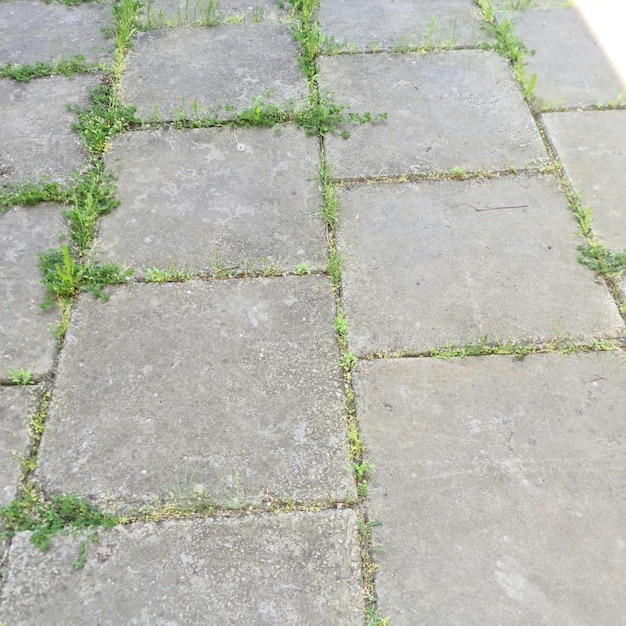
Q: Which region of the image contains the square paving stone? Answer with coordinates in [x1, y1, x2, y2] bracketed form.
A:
[0, 510, 363, 625]
[0, 0, 114, 65]
[0, 387, 36, 506]
[337, 175, 624, 356]
[0, 75, 97, 184]
[318, 0, 489, 51]
[353, 351, 626, 624]
[140, 0, 288, 27]
[119, 23, 308, 121]
[0, 204, 67, 381]
[506, 7, 625, 109]
[35, 276, 355, 509]
[542, 110, 626, 251]
[319, 50, 547, 179]
[98, 126, 325, 274]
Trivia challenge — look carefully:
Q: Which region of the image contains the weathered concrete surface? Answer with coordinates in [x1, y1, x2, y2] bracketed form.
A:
[542, 110, 626, 251]
[507, 7, 625, 108]
[0, 0, 114, 64]
[319, 50, 547, 179]
[99, 126, 325, 273]
[353, 352, 626, 625]
[140, 0, 288, 27]
[35, 277, 355, 509]
[318, 0, 489, 50]
[0, 76, 96, 184]
[120, 23, 307, 120]
[337, 175, 624, 355]
[0, 510, 363, 625]
[0, 204, 67, 381]
[0, 387, 35, 506]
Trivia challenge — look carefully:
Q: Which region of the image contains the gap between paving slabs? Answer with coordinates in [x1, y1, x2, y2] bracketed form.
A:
[0, 0, 390, 622]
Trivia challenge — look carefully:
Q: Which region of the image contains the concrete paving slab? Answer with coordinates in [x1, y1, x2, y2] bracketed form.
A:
[0, 204, 68, 381]
[319, 50, 547, 179]
[0, 386, 35, 506]
[119, 23, 307, 121]
[353, 351, 626, 624]
[337, 175, 624, 356]
[0, 0, 114, 65]
[141, 0, 288, 27]
[507, 7, 626, 109]
[0, 75, 97, 184]
[318, 0, 488, 50]
[35, 276, 355, 509]
[0, 509, 363, 625]
[99, 126, 325, 274]
[542, 110, 626, 251]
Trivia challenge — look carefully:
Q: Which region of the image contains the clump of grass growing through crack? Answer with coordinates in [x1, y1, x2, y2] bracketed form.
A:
[38, 244, 131, 307]
[0, 180, 72, 212]
[37, 167, 131, 323]
[68, 82, 138, 154]
[142, 0, 221, 28]
[429, 334, 616, 359]
[0, 55, 97, 81]
[0, 489, 119, 551]
[6, 368, 35, 385]
[479, 6, 538, 107]
[357, 518, 388, 626]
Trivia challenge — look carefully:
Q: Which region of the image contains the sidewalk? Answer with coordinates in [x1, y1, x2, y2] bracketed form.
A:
[1, 0, 625, 623]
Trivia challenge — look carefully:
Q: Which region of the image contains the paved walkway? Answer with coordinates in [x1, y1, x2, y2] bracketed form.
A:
[1, 0, 625, 624]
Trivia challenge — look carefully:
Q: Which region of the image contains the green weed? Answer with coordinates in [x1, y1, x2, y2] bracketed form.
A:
[38, 244, 131, 306]
[113, 0, 142, 57]
[145, 266, 192, 282]
[484, 16, 538, 107]
[0, 180, 71, 212]
[577, 244, 626, 276]
[6, 368, 35, 385]
[69, 83, 138, 154]
[429, 334, 616, 359]
[356, 518, 388, 625]
[0, 55, 96, 82]
[0, 490, 119, 551]
[72, 541, 88, 569]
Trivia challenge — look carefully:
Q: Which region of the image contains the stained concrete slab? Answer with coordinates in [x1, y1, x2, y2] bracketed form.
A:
[119, 23, 307, 121]
[35, 276, 355, 509]
[0, 204, 68, 381]
[318, 0, 489, 50]
[0, 75, 97, 184]
[140, 0, 288, 27]
[336, 175, 624, 356]
[542, 110, 626, 251]
[99, 126, 325, 274]
[506, 7, 626, 109]
[0, 387, 36, 506]
[319, 50, 547, 179]
[353, 351, 626, 624]
[0, 0, 114, 65]
[0, 509, 363, 625]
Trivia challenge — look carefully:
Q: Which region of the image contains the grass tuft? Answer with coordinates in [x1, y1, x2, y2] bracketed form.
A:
[0, 55, 97, 82]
